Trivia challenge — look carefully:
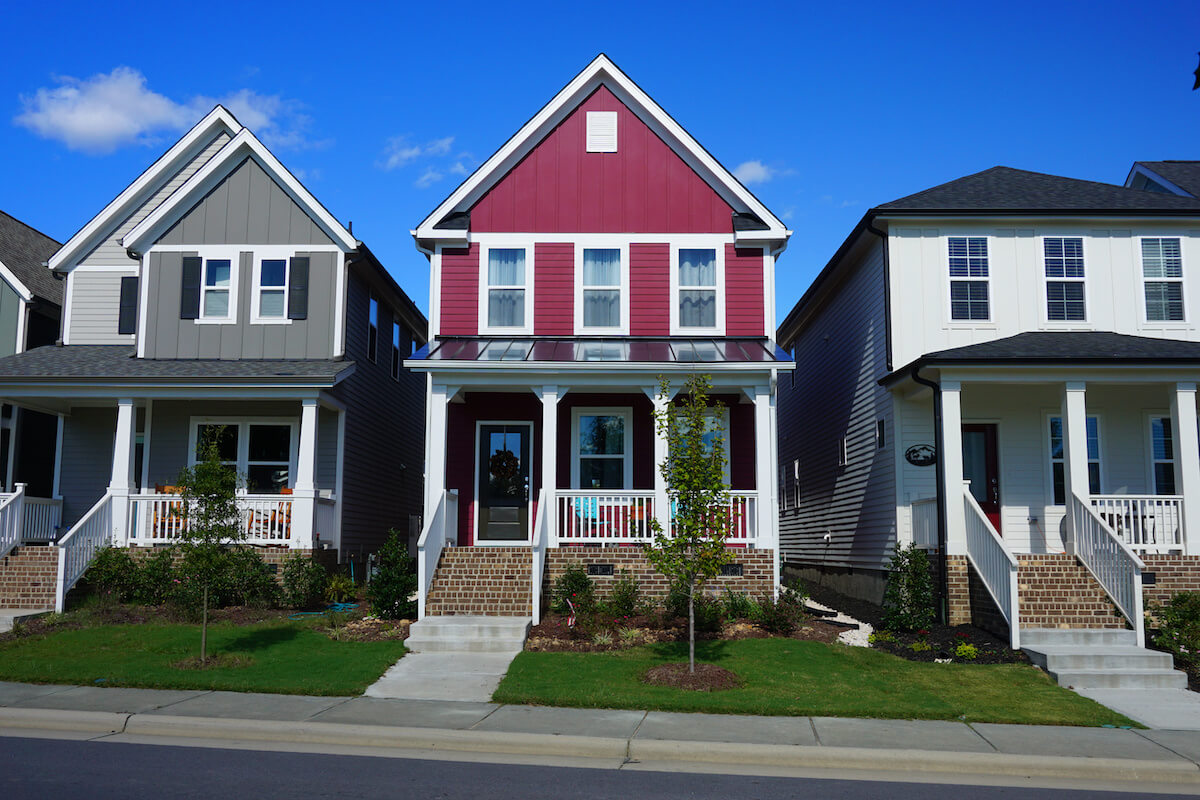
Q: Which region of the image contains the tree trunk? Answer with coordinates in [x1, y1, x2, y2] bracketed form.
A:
[201, 583, 208, 664]
[688, 580, 695, 674]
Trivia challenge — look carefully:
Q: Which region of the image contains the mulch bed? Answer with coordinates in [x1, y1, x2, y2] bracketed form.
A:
[642, 663, 742, 691]
[524, 612, 846, 653]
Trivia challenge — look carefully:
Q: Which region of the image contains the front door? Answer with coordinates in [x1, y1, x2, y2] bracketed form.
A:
[477, 423, 532, 542]
[962, 423, 1001, 532]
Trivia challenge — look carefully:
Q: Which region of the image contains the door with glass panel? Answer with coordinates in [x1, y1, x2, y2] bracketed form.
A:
[477, 424, 532, 542]
[962, 423, 1000, 532]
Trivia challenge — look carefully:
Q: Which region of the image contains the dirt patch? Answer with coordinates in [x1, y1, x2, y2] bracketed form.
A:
[325, 617, 411, 642]
[524, 612, 846, 653]
[171, 653, 254, 670]
[643, 662, 742, 691]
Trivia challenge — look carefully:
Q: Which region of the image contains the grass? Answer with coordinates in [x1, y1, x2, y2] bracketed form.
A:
[0, 621, 405, 696]
[494, 638, 1139, 727]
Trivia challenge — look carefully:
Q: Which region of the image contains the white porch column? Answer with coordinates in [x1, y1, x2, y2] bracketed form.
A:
[1171, 382, 1200, 554]
[109, 399, 136, 546]
[539, 385, 559, 545]
[290, 398, 318, 549]
[1061, 381, 1089, 553]
[645, 384, 671, 535]
[753, 383, 775, 550]
[941, 381, 966, 554]
[425, 382, 454, 538]
[52, 413, 64, 500]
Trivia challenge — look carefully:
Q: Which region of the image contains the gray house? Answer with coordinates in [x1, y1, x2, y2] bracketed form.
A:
[0, 107, 426, 611]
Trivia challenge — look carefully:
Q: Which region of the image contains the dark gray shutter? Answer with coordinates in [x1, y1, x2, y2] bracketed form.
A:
[180, 256, 202, 319]
[118, 276, 138, 335]
[287, 256, 309, 320]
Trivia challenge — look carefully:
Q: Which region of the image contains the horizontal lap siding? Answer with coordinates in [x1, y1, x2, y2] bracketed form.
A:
[778, 239, 894, 573]
[67, 272, 133, 345]
[630, 243, 669, 335]
[534, 243, 573, 335]
[60, 407, 116, 526]
[440, 245, 479, 335]
[726, 245, 764, 337]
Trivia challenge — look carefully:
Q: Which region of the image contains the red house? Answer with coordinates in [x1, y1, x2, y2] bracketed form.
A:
[406, 55, 793, 627]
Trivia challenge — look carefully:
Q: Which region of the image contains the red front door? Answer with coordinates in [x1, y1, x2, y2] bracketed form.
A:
[962, 423, 1001, 533]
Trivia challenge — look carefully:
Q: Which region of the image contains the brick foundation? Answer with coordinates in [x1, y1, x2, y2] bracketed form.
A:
[426, 546, 533, 616]
[0, 545, 59, 609]
[1141, 555, 1200, 611]
[124, 545, 328, 584]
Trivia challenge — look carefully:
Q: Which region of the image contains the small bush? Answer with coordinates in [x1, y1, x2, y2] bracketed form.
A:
[757, 587, 806, 635]
[135, 547, 178, 605]
[221, 548, 280, 607]
[910, 640, 932, 652]
[882, 543, 936, 632]
[607, 570, 640, 617]
[722, 590, 758, 620]
[665, 581, 690, 619]
[281, 553, 328, 609]
[868, 630, 896, 644]
[367, 529, 418, 620]
[618, 627, 641, 646]
[693, 595, 724, 633]
[1152, 591, 1200, 672]
[955, 642, 979, 661]
[552, 563, 596, 614]
[86, 547, 138, 602]
[591, 631, 613, 646]
[325, 573, 357, 603]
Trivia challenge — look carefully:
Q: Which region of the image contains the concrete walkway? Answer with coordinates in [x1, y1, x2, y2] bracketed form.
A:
[1078, 688, 1200, 730]
[364, 652, 522, 702]
[3, 681, 1200, 788]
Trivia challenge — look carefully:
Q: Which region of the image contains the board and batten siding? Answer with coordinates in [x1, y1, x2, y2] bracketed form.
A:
[777, 239, 895, 574]
[66, 270, 135, 345]
[60, 407, 117, 526]
[630, 243, 669, 335]
[79, 133, 231, 267]
[534, 243, 573, 335]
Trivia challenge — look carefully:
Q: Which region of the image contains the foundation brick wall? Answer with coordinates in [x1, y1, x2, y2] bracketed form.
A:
[426, 546, 533, 616]
[1016, 554, 1125, 629]
[0, 545, 59, 609]
[125, 545, 324, 584]
[1142, 555, 1200, 610]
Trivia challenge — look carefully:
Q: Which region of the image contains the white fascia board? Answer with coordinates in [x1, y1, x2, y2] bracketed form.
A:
[413, 54, 789, 242]
[1124, 163, 1193, 197]
[0, 259, 34, 302]
[123, 129, 357, 253]
[48, 106, 243, 271]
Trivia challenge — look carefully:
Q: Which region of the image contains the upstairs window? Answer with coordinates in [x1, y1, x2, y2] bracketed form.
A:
[391, 317, 401, 380]
[256, 259, 288, 320]
[202, 259, 233, 319]
[1142, 238, 1185, 322]
[1044, 237, 1086, 321]
[948, 237, 989, 321]
[579, 248, 623, 331]
[1151, 416, 1177, 494]
[1048, 416, 1101, 505]
[483, 247, 529, 332]
[367, 293, 378, 363]
[678, 248, 718, 329]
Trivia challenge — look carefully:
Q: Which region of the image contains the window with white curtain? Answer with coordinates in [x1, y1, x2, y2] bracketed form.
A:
[581, 248, 621, 329]
[678, 248, 717, 328]
[1142, 238, 1185, 322]
[202, 259, 233, 319]
[485, 247, 528, 330]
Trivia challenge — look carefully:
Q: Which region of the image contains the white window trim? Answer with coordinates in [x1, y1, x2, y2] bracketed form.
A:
[187, 417, 298, 494]
[249, 246, 302, 325]
[185, 246, 244, 325]
[1045, 412, 1103, 506]
[837, 435, 848, 468]
[672, 405, 732, 485]
[478, 243, 534, 335]
[1138, 236, 1188, 326]
[1148, 412, 1178, 495]
[570, 407, 634, 489]
[669, 242, 726, 336]
[573, 243, 630, 335]
[1040, 236, 1090, 326]
[946, 235, 991, 324]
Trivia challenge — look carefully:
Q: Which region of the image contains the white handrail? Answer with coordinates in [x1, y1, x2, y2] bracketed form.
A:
[55, 490, 114, 612]
[128, 493, 296, 546]
[962, 484, 1021, 649]
[1072, 492, 1146, 647]
[910, 497, 938, 549]
[416, 489, 456, 619]
[1090, 494, 1184, 554]
[0, 484, 26, 560]
[530, 488, 548, 625]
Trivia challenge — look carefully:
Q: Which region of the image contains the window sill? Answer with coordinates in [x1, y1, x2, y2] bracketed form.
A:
[249, 318, 294, 326]
[194, 318, 238, 325]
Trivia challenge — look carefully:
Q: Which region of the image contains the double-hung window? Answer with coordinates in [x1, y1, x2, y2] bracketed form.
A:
[1048, 416, 1101, 505]
[948, 237, 989, 321]
[483, 247, 529, 332]
[191, 420, 295, 494]
[1142, 238, 1185, 322]
[202, 259, 233, 319]
[256, 259, 288, 320]
[571, 408, 632, 489]
[677, 248, 718, 330]
[1151, 416, 1177, 494]
[1044, 237, 1086, 321]
[674, 406, 731, 485]
[578, 248, 623, 331]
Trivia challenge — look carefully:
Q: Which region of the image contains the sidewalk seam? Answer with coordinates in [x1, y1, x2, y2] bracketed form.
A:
[468, 703, 504, 730]
[1131, 728, 1200, 767]
[963, 722, 998, 752]
[807, 717, 820, 745]
[151, 690, 214, 714]
[624, 711, 649, 763]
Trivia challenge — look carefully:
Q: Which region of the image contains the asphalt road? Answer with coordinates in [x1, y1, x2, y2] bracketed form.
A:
[0, 736, 1192, 799]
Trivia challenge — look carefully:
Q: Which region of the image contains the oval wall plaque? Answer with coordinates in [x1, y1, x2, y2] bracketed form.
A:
[905, 444, 936, 467]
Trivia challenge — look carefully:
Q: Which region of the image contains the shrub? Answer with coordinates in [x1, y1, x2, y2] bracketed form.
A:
[325, 573, 357, 603]
[882, 543, 936, 632]
[281, 553, 328, 609]
[367, 529, 418, 620]
[618, 627, 641, 647]
[607, 570, 640, 617]
[86, 547, 138, 602]
[955, 642, 979, 661]
[910, 640, 932, 652]
[591, 631, 613, 646]
[693, 595, 724, 633]
[221, 548, 280, 607]
[552, 563, 596, 614]
[135, 547, 178, 605]
[1152, 591, 1200, 672]
[757, 587, 806, 635]
[722, 589, 757, 620]
[665, 580, 690, 619]
[868, 630, 896, 644]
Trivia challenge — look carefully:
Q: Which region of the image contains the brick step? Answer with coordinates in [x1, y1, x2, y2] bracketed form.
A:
[1016, 554, 1126, 629]
[426, 546, 533, 616]
[0, 545, 60, 610]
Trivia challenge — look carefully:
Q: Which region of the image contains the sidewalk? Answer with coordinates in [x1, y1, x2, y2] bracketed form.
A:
[2, 681, 1200, 788]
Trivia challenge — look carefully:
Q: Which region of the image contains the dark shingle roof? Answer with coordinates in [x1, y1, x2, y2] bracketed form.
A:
[0, 210, 63, 305]
[1136, 161, 1200, 197]
[878, 166, 1200, 213]
[914, 332, 1200, 367]
[0, 346, 354, 384]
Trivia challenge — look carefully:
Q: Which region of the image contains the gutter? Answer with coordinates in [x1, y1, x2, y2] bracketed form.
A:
[909, 366, 949, 624]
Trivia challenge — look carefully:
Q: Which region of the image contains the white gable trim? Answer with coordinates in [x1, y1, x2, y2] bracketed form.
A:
[0, 258, 34, 302]
[411, 54, 790, 245]
[122, 128, 358, 253]
[48, 106, 243, 271]
[1125, 163, 1194, 198]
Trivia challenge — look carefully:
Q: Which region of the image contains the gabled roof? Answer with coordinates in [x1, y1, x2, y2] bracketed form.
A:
[122, 125, 358, 252]
[1127, 161, 1200, 197]
[0, 210, 62, 304]
[412, 54, 790, 246]
[878, 166, 1200, 214]
[48, 106, 242, 271]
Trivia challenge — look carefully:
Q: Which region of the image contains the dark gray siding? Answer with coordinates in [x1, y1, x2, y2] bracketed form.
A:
[778, 239, 896, 577]
[317, 406, 337, 492]
[61, 407, 116, 526]
[330, 270, 425, 557]
[143, 249, 337, 359]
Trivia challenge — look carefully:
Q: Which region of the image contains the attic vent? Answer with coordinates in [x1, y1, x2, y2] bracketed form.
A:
[586, 111, 618, 153]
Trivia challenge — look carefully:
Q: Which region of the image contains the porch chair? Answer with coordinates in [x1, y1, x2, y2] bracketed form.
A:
[246, 488, 293, 540]
[152, 484, 187, 540]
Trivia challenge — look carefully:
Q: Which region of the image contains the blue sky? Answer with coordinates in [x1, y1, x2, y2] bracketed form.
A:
[3, 0, 1198, 324]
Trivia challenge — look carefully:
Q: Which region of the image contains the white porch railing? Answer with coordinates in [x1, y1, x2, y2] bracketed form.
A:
[127, 493, 297, 546]
[314, 496, 338, 541]
[0, 484, 26, 561]
[963, 484, 1020, 649]
[55, 490, 114, 612]
[22, 497, 62, 543]
[1071, 493, 1146, 647]
[531, 488, 549, 625]
[417, 489, 457, 620]
[911, 497, 938, 549]
[1090, 494, 1184, 554]
[556, 490, 656, 543]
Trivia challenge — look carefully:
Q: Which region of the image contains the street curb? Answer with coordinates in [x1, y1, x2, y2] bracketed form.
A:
[0, 707, 128, 734]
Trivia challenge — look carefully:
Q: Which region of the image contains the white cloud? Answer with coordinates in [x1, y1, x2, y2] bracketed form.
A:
[733, 160, 774, 185]
[449, 161, 470, 176]
[415, 167, 443, 188]
[15, 67, 321, 155]
[379, 135, 457, 172]
[425, 136, 454, 156]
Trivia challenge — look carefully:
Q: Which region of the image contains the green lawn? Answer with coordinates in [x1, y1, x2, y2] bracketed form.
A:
[495, 639, 1138, 727]
[0, 622, 405, 696]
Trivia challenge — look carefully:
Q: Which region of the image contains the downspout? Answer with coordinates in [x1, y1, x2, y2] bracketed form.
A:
[910, 366, 949, 624]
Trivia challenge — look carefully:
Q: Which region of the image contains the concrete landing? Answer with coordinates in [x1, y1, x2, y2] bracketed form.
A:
[0, 609, 52, 634]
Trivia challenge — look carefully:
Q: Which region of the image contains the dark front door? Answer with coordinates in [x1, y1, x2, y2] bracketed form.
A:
[962, 423, 1001, 532]
[477, 424, 531, 542]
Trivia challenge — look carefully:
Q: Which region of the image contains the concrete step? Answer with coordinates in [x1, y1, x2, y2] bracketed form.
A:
[1020, 628, 1137, 647]
[1048, 668, 1188, 690]
[1024, 645, 1176, 672]
[406, 615, 531, 655]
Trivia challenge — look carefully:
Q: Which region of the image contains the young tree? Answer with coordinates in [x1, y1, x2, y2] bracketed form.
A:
[645, 373, 734, 673]
[174, 427, 245, 663]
